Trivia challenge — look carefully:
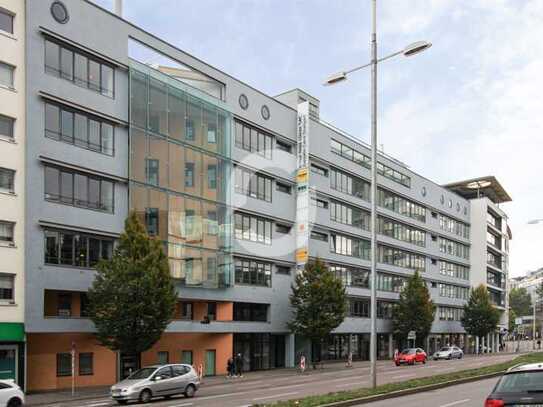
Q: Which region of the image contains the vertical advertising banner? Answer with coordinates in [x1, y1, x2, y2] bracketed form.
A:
[296, 101, 310, 271]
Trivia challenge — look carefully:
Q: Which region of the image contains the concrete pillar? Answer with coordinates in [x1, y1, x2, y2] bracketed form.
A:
[475, 336, 479, 355]
[425, 336, 430, 354]
[487, 333, 490, 353]
[388, 333, 393, 359]
[286, 334, 295, 368]
[496, 333, 500, 353]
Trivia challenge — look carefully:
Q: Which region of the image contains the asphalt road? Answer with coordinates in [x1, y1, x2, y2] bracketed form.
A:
[358, 377, 498, 407]
[34, 353, 515, 407]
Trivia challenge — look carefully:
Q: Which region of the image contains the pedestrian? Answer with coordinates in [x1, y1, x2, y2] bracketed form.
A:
[235, 353, 243, 377]
[345, 351, 353, 368]
[538, 339, 541, 350]
[299, 354, 306, 374]
[227, 356, 234, 378]
[393, 348, 399, 361]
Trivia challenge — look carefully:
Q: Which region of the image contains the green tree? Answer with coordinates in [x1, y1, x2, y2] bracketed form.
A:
[88, 212, 177, 355]
[288, 259, 347, 366]
[461, 285, 500, 345]
[509, 287, 532, 316]
[392, 271, 436, 348]
[508, 308, 517, 334]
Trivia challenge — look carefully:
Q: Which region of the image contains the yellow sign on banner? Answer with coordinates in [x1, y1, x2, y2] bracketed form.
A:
[297, 168, 308, 184]
[296, 248, 308, 263]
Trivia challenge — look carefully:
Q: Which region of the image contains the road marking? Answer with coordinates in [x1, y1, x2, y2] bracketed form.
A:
[197, 390, 247, 400]
[169, 403, 193, 407]
[390, 373, 416, 379]
[439, 399, 471, 407]
[84, 403, 111, 407]
[335, 380, 368, 388]
[253, 391, 299, 401]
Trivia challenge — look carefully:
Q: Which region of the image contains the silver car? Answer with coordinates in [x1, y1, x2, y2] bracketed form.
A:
[433, 346, 463, 360]
[110, 364, 200, 404]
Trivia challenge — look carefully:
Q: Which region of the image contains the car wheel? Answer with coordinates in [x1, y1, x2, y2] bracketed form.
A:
[184, 384, 196, 398]
[139, 389, 152, 403]
[7, 398, 22, 407]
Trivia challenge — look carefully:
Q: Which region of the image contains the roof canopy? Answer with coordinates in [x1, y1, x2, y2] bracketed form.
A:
[443, 176, 512, 204]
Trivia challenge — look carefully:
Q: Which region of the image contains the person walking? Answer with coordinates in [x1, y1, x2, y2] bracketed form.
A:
[299, 354, 306, 374]
[227, 356, 234, 378]
[235, 353, 243, 377]
[345, 351, 353, 368]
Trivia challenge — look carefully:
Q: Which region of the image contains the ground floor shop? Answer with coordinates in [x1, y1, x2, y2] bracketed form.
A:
[233, 333, 287, 372]
[0, 323, 25, 387]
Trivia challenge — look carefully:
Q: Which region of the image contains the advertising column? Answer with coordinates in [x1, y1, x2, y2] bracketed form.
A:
[295, 101, 310, 272]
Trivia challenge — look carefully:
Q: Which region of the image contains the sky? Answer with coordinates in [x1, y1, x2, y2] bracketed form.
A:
[92, 0, 543, 277]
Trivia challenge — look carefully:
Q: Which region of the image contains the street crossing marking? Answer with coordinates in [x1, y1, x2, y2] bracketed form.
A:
[439, 399, 471, 407]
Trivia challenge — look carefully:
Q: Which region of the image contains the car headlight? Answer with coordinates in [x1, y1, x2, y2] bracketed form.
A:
[121, 389, 129, 393]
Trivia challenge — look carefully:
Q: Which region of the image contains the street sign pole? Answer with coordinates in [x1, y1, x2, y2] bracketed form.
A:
[71, 341, 76, 397]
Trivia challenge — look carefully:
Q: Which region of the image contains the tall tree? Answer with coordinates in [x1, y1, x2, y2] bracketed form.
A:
[462, 285, 500, 344]
[87, 212, 177, 355]
[288, 259, 347, 366]
[392, 271, 436, 348]
[509, 287, 532, 316]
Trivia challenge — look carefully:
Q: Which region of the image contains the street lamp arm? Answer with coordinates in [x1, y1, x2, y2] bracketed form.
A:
[343, 50, 405, 75]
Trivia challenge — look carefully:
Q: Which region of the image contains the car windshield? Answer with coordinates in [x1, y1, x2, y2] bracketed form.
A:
[494, 371, 543, 393]
[127, 367, 156, 380]
[401, 349, 416, 355]
[440, 347, 452, 351]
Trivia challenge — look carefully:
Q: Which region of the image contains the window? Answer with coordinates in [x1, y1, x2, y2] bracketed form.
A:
[233, 302, 269, 322]
[377, 217, 426, 246]
[0, 62, 14, 89]
[330, 233, 370, 259]
[276, 265, 291, 275]
[234, 166, 272, 202]
[157, 351, 169, 365]
[276, 182, 291, 194]
[377, 245, 426, 272]
[311, 164, 328, 177]
[56, 353, 71, 377]
[181, 350, 193, 365]
[0, 114, 14, 140]
[173, 365, 190, 377]
[439, 237, 470, 260]
[234, 120, 273, 159]
[44, 165, 114, 212]
[376, 273, 407, 293]
[44, 229, 114, 268]
[330, 168, 370, 201]
[145, 159, 159, 186]
[438, 214, 470, 239]
[0, 274, 14, 301]
[330, 201, 370, 231]
[438, 306, 464, 321]
[234, 212, 272, 244]
[0, 167, 15, 193]
[155, 366, 172, 379]
[349, 298, 370, 318]
[207, 302, 217, 320]
[145, 208, 159, 236]
[0, 9, 14, 34]
[311, 197, 329, 209]
[377, 188, 426, 222]
[44, 40, 115, 97]
[44, 102, 115, 155]
[377, 301, 394, 319]
[311, 231, 328, 242]
[275, 224, 291, 234]
[57, 293, 72, 317]
[235, 258, 272, 287]
[439, 261, 469, 280]
[330, 265, 369, 288]
[0, 221, 14, 245]
[276, 139, 292, 153]
[439, 283, 469, 300]
[185, 163, 195, 187]
[207, 165, 217, 189]
[179, 302, 193, 320]
[79, 353, 93, 375]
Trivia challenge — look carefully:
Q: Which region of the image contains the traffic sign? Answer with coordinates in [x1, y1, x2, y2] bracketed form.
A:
[407, 330, 416, 340]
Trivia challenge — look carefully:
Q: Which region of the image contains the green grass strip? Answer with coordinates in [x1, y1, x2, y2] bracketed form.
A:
[256, 353, 543, 407]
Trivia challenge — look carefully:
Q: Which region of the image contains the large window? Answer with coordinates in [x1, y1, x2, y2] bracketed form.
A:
[330, 265, 369, 288]
[44, 102, 114, 155]
[234, 212, 272, 244]
[378, 245, 426, 272]
[44, 229, 114, 268]
[330, 168, 370, 201]
[234, 166, 272, 202]
[0, 221, 14, 245]
[0, 9, 14, 34]
[330, 200, 370, 231]
[0, 274, 14, 301]
[487, 251, 502, 269]
[439, 214, 470, 239]
[44, 39, 115, 97]
[376, 273, 407, 293]
[233, 302, 269, 322]
[0, 114, 14, 140]
[377, 301, 394, 319]
[79, 353, 93, 375]
[439, 237, 470, 260]
[234, 258, 271, 287]
[234, 120, 273, 159]
[439, 283, 469, 300]
[0, 62, 14, 89]
[377, 188, 426, 222]
[331, 139, 411, 187]
[439, 306, 464, 321]
[349, 298, 370, 318]
[56, 353, 71, 377]
[0, 167, 14, 194]
[378, 217, 426, 247]
[438, 261, 469, 280]
[44, 165, 114, 212]
[330, 233, 370, 259]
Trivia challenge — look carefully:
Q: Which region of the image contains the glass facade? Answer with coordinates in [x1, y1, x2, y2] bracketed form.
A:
[129, 61, 233, 288]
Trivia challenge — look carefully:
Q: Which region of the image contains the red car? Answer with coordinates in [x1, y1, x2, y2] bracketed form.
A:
[394, 348, 427, 366]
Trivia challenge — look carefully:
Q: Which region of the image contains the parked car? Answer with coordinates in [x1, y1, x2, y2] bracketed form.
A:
[111, 364, 200, 404]
[0, 379, 24, 407]
[484, 362, 543, 407]
[433, 346, 463, 360]
[394, 348, 427, 366]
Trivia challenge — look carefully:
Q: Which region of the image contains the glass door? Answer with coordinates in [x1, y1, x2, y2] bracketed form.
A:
[0, 346, 16, 381]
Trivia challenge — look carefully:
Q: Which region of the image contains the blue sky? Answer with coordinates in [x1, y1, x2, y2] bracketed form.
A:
[92, 0, 543, 277]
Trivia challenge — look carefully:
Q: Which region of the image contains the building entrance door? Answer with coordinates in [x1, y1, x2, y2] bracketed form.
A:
[205, 350, 216, 376]
[119, 353, 140, 379]
[0, 346, 17, 381]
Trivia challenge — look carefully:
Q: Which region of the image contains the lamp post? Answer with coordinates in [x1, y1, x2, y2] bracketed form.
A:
[527, 219, 543, 349]
[324, 0, 431, 389]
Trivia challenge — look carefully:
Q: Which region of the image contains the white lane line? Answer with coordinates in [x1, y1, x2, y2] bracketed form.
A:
[169, 403, 193, 407]
[439, 399, 471, 407]
[390, 373, 416, 379]
[329, 376, 367, 382]
[197, 390, 247, 400]
[335, 381, 368, 388]
[84, 403, 111, 407]
[253, 391, 299, 401]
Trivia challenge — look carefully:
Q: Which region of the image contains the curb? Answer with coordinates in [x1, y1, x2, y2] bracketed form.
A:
[316, 371, 504, 407]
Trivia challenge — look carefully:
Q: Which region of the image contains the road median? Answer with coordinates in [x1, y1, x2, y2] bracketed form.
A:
[256, 352, 543, 407]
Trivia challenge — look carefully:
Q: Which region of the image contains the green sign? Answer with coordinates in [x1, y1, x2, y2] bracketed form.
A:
[0, 323, 24, 342]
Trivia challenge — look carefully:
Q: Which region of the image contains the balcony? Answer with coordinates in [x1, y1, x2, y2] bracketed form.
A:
[44, 290, 89, 319]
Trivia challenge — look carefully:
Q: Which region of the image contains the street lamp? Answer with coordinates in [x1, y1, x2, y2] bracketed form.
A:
[324, 0, 431, 389]
[527, 219, 543, 225]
